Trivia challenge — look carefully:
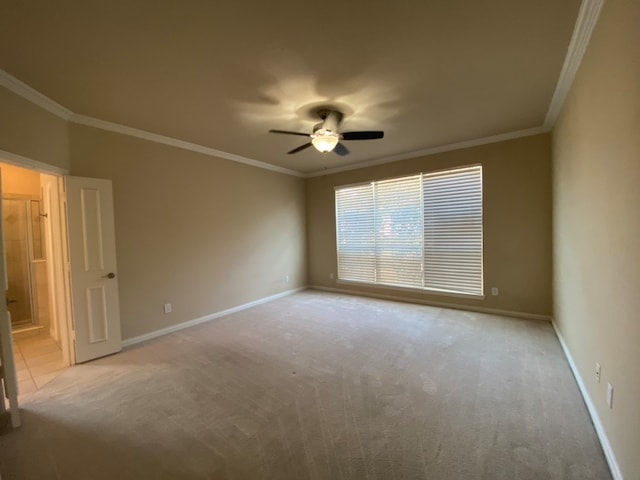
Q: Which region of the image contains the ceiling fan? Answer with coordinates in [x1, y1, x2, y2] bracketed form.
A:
[269, 108, 384, 156]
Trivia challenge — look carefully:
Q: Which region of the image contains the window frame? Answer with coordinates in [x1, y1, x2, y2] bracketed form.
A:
[334, 164, 484, 298]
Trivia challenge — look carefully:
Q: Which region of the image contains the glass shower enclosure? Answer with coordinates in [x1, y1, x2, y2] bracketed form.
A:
[2, 197, 48, 331]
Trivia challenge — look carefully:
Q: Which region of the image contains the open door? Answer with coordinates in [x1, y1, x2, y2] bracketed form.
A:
[65, 176, 122, 363]
[0, 170, 21, 428]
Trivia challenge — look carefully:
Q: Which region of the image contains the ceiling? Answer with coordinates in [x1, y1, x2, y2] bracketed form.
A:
[0, 0, 582, 175]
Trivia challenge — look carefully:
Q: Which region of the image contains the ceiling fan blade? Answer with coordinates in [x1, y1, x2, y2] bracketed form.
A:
[333, 143, 350, 156]
[287, 143, 313, 154]
[341, 131, 384, 141]
[269, 129, 310, 137]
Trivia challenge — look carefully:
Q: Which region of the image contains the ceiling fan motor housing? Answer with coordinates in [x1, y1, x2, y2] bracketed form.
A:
[316, 108, 343, 132]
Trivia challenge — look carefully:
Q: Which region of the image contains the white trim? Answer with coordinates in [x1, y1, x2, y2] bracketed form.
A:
[0, 69, 72, 120]
[305, 126, 548, 178]
[551, 320, 622, 480]
[0, 149, 69, 175]
[0, 68, 303, 178]
[70, 114, 305, 178]
[122, 287, 306, 348]
[310, 285, 551, 322]
[544, 0, 605, 128]
[0, 0, 604, 179]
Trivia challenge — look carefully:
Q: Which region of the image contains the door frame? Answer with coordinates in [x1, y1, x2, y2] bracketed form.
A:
[0, 151, 123, 426]
[0, 152, 75, 367]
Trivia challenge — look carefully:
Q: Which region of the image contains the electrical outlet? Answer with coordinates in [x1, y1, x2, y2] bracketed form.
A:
[163, 303, 172, 314]
[595, 363, 601, 382]
[607, 383, 614, 408]
[491, 287, 499, 296]
[329, 273, 335, 280]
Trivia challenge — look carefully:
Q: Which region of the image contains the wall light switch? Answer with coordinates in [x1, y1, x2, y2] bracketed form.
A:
[595, 363, 601, 382]
[606, 383, 614, 408]
[330, 273, 335, 280]
[164, 303, 172, 314]
[491, 287, 499, 296]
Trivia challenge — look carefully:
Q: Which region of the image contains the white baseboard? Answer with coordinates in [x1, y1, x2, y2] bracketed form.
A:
[122, 287, 306, 348]
[309, 285, 551, 322]
[551, 320, 623, 480]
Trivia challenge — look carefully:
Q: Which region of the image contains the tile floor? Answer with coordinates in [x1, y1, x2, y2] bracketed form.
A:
[12, 333, 66, 399]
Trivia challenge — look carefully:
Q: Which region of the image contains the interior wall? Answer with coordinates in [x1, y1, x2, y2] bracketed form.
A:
[1, 163, 41, 196]
[552, 0, 640, 477]
[306, 134, 552, 317]
[69, 124, 307, 340]
[0, 86, 69, 170]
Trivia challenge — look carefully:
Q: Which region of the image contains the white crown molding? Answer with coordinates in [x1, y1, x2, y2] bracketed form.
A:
[0, 0, 603, 179]
[70, 114, 304, 178]
[305, 126, 549, 178]
[306, 0, 604, 178]
[0, 67, 302, 177]
[544, 0, 605, 128]
[0, 69, 72, 120]
[0, 149, 69, 175]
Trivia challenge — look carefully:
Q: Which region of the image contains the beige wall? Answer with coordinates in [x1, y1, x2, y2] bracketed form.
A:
[306, 134, 552, 317]
[1, 163, 41, 196]
[69, 124, 307, 340]
[552, 0, 640, 477]
[0, 86, 69, 170]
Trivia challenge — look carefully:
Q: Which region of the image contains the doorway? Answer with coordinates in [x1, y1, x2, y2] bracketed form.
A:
[1, 163, 69, 399]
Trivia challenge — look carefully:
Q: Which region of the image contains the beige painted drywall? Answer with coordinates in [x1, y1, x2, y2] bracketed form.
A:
[0, 163, 41, 196]
[0, 86, 69, 170]
[69, 123, 307, 340]
[306, 134, 552, 317]
[552, 0, 640, 477]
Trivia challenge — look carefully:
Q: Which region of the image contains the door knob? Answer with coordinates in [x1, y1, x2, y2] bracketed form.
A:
[102, 272, 116, 279]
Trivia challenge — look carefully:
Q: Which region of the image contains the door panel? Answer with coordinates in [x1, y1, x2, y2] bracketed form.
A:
[65, 176, 121, 363]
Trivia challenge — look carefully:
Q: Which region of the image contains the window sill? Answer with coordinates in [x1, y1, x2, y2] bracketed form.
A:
[336, 279, 485, 300]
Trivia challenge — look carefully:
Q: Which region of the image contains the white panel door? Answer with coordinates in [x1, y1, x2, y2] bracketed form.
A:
[65, 176, 122, 363]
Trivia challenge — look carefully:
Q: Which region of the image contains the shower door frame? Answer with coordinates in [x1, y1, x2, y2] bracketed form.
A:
[2, 194, 44, 331]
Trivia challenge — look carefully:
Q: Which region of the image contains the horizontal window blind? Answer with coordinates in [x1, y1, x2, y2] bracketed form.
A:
[335, 184, 375, 283]
[335, 165, 483, 296]
[423, 166, 483, 295]
[374, 175, 423, 288]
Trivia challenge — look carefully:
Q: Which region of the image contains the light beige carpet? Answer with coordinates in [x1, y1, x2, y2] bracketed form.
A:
[0, 291, 611, 479]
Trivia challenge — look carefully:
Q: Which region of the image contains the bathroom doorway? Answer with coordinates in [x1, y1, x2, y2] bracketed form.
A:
[1, 162, 70, 398]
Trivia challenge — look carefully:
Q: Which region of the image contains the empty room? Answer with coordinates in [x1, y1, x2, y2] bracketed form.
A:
[0, 0, 638, 479]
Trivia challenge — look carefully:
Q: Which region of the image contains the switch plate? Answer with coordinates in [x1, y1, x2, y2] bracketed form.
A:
[607, 383, 614, 408]
[164, 303, 172, 314]
[330, 273, 335, 280]
[285, 275, 290, 283]
[595, 363, 601, 382]
[491, 287, 499, 296]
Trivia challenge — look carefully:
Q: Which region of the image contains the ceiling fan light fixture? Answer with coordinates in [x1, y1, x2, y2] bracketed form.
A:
[311, 129, 340, 153]
[269, 107, 383, 156]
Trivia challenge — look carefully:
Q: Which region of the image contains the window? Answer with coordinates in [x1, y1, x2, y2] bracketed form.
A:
[335, 165, 483, 296]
